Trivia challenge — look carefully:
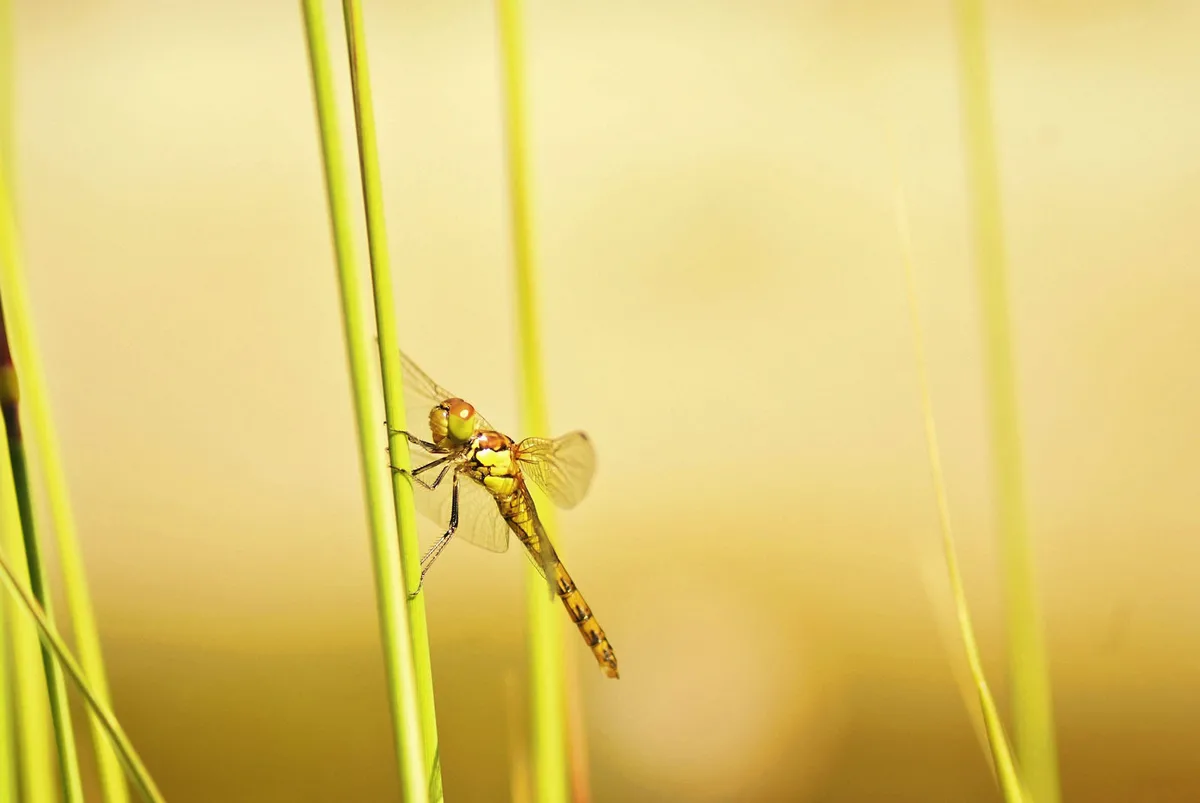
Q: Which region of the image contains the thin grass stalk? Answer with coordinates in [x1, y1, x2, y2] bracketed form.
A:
[918, 557, 997, 786]
[298, 3, 428, 801]
[0, 98, 60, 803]
[0, 2, 20, 795]
[893, 185, 1025, 803]
[0, 79, 130, 803]
[494, 2, 570, 801]
[0, 429, 164, 803]
[563, 653, 590, 803]
[2, 307, 85, 802]
[0, 32, 84, 786]
[0, 599, 15, 803]
[338, 3, 443, 799]
[952, 3, 1060, 800]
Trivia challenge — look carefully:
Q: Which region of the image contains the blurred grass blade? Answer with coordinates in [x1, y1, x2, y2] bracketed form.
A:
[0, 3, 22, 798]
[338, 2, 443, 798]
[564, 652, 591, 803]
[298, 2, 428, 801]
[505, 671, 532, 803]
[952, 3, 1060, 801]
[0, 598, 15, 803]
[0, 73, 131, 803]
[494, 1, 570, 801]
[0, 429, 53, 801]
[2, 310, 85, 803]
[0, 87, 67, 803]
[919, 556, 997, 786]
[893, 183, 1026, 803]
[0, 431, 165, 803]
[0, 19, 84, 791]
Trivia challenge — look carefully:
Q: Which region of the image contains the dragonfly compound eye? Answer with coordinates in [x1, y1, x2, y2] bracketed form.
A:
[446, 398, 477, 441]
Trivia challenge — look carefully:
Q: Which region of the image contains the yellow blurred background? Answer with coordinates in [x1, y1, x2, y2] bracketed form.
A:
[7, 0, 1200, 801]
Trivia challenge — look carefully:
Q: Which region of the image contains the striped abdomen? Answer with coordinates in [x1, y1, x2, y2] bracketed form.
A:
[498, 487, 620, 679]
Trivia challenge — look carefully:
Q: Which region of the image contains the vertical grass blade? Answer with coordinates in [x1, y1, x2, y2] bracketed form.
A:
[0, 595, 15, 803]
[0, 91, 64, 803]
[494, 2, 571, 802]
[894, 184, 1025, 803]
[338, 2, 444, 798]
[0, 2, 20, 796]
[298, 3, 428, 801]
[0, 69, 130, 803]
[1, 22, 84, 786]
[952, 3, 1060, 800]
[2, 308, 85, 802]
[0, 431, 165, 803]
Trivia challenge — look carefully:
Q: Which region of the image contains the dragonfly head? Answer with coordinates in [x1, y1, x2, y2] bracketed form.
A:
[431, 397, 478, 445]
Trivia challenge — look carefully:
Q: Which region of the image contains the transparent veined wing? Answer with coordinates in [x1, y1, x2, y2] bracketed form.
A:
[406, 465, 555, 599]
[407, 461, 511, 554]
[515, 431, 596, 510]
[397, 350, 496, 438]
[525, 505, 561, 601]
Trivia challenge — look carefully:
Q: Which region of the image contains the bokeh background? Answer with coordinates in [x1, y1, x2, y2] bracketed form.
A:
[7, 1, 1200, 801]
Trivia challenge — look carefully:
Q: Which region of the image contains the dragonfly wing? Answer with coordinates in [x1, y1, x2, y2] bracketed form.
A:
[515, 431, 596, 510]
[398, 351, 496, 436]
[408, 464, 512, 554]
[517, 492, 560, 600]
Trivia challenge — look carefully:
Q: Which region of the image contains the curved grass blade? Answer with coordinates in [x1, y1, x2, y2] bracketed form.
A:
[0, 0, 17, 789]
[951, 3, 1060, 800]
[0, 414, 53, 803]
[298, 2, 428, 800]
[0, 92, 130, 803]
[0, 395, 165, 803]
[2, 319, 85, 803]
[893, 181, 1026, 803]
[0, 6, 28, 799]
[0, 73, 74, 803]
[494, 1, 571, 799]
[338, 2, 443, 797]
[0, 602, 14, 803]
[0, 27, 84, 788]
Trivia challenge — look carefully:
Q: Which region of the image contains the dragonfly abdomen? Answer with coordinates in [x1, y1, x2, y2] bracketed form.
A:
[499, 485, 619, 679]
[554, 562, 620, 679]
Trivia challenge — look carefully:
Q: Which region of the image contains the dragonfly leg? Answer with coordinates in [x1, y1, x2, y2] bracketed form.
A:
[408, 473, 461, 600]
[386, 427, 445, 454]
[412, 463, 451, 491]
[390, 453, 453, 485]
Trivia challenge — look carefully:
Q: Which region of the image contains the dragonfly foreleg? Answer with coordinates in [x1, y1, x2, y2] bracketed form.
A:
[387, 427, 445, 454]
[408, 472, 461, 600]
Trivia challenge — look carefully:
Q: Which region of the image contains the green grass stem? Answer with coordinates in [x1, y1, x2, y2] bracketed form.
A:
[298, 3, 428, 801]
[0, 589, 14, 803]
[338, 3, 443, 798]
[4, 390, 85, 803]
[0, 2, 21, 795]
[0, 35, 85, 791]
[893, 183, 1026, 803]
[0, 89, 76, 803]
[952, 4, 1060, 800]
[0, 416, 165, 803]
[494, 2, 570, 801]
[0, 82, 130, 803]
[0, 428, 53, 801]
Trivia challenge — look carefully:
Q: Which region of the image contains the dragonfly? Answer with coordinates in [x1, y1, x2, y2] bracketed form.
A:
[389, 351, 619, 679]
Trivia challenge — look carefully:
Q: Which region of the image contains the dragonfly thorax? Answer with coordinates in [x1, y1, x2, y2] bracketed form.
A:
[469, 431, 519, 495]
